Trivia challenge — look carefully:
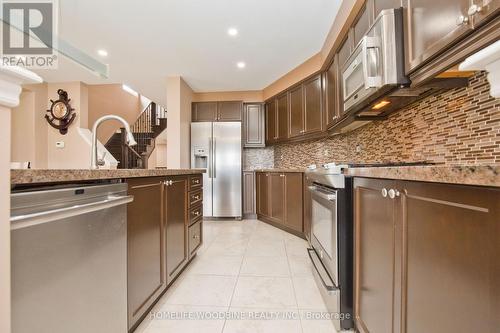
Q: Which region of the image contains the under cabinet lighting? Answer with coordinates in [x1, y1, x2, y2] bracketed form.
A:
[372, 100, 391, 110]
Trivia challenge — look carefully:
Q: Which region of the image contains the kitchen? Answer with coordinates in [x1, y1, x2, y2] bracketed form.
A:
[1, 0, 499, 333]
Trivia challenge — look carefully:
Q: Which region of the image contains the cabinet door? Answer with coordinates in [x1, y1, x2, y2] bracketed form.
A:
[243, 103, 265, 147]
[192, 102, 217, 122]
[354, 178, 398, 333]
[243, 171, 256, 216]
[401, 181, 500, 333]
[165, 176, 189, 283]
[337, 37, 352, 116]
[217, 101, 243, 121]
[371, 0, 404, 20]
[303, 75, 323, 134]
[325, 59, 339, 128]
[472, 0, 500, 27]
[352, 3, 370, 47]
[270, 173, 285, 224]
[127, 178, 165, 329]
[265, 100, 277, 144]
[284, 173, 303, 232]
[256, 172, 270, 217]
[303, 176, 313, 241]
[288, 85, 304, 138]
[277, 93, 289, 141]
[404, 0, 472, 74]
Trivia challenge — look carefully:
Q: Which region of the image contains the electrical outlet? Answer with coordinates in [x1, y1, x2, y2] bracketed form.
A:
[356, 145, 362, 153]
[56, 141, 65, 149]
[323, 149, 329, 156]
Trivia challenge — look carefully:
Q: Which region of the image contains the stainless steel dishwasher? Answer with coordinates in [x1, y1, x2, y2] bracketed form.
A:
[10, 183, 133, 333]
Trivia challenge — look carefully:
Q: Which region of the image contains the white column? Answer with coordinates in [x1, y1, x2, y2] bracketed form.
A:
[0, 66, 42, 333]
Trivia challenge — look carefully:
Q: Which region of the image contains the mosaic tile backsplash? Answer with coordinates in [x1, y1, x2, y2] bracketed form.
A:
[243, 147, 275, 171]
[273, 72, 500, 169]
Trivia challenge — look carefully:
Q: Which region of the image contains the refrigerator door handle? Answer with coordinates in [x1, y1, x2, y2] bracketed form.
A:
[208, 137, 213, 178]
[213, 137, 216, 178]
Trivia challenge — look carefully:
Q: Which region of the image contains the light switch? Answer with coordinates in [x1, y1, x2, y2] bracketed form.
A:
[56, 141, 65, 149]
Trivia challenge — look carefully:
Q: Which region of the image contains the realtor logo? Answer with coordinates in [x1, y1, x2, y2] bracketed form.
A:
[1, 0, 58, 68]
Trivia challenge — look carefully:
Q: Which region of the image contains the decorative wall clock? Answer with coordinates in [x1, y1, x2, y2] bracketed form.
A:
[45, 89, 76, 135]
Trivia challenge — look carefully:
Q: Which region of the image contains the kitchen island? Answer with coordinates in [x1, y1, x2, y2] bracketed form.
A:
[10, 169, 204, 332]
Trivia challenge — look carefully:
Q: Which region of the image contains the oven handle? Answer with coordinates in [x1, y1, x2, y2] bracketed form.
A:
[308, 248, 339, 293]
[308, 186, 337, 201]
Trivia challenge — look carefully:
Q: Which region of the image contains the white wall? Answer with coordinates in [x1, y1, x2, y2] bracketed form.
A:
[166, 76, 193, 168]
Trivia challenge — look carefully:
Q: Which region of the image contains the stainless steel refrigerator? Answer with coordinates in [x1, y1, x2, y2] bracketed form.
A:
[191, 122, 242, 218]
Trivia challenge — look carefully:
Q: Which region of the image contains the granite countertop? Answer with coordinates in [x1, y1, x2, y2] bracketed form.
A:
[11, 168, 205, 185]
[253, 168, 305, 173]
[346, 165, 500, 188]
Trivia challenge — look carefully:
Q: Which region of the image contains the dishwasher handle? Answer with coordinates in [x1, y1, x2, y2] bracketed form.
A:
[11, 195, 134, 230]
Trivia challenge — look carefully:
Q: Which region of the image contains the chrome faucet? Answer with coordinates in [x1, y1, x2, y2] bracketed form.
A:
[90, 115, 137, 169]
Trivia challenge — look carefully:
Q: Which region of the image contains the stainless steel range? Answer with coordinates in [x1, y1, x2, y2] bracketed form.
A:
[306, 163, 354, 332]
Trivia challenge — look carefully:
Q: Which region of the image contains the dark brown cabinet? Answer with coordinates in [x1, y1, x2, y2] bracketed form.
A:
[354, 178, 398, 333]
[403, 0, 472, 74]
[127, 178, 166, 330]
[265, 99, 277, 144]
[256, 172, 270, 216]
[352, 3, 370, 47]
[336, 36, 352, 117]
[354, 177, 500, 333]
[243, 171, 256, 218]
[192, 101, 242, 122]
[277, 94, 289, 140]
[243, 103, 265, 147]
[289, 85, 304, 138]
[303, 75, 323, 134]
[325, 58, 340, 129]
[192, 102, 217, 122]
[256, 172, 303, 234]
[165, 176, 189, 283]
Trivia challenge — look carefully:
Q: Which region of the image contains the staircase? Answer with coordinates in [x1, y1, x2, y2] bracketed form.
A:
[105, 102, 167, 169]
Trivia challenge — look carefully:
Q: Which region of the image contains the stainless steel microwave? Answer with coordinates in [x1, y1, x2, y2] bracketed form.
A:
[342, 8, 409, 114]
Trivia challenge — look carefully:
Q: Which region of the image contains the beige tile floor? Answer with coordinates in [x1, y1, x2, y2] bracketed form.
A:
[135, 219, 337, 333]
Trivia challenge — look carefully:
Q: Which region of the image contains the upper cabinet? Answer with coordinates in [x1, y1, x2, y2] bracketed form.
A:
[352, 3, 371, 47]
[265, 99, 277, 144]
[325, 58, 340, 129]
[288, 85, 304, 138]
[277, 93, 289, 141]
[303, 75, 323, 134]
[192, 101, 242, 122]
[243, 103, 265, 148]
[403, 0, 473, 74]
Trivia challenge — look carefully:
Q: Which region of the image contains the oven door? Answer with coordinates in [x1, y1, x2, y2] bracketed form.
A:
[308, 184, 339, 287]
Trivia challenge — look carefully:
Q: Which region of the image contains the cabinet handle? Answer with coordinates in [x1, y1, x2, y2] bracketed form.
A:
[467, 4, 482, 16]
[456, 14, 469, 26]
[280, 174, 285, 177]
[388, 189, 400, 199]
[193, 234, 200, 239]
[193, 195, 200, 200]
[381, 188, 388, 198]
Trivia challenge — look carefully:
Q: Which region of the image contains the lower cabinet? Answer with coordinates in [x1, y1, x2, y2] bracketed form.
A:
[165, 176, 189, 283]
[256, 172, 304, 234]
[354, 178, 500, 333]
[127, 177, 166, 330]
[127, 174, 203, 331]
[243, 171, 256, 218]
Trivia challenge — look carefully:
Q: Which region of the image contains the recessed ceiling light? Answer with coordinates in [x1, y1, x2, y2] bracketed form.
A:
[236, 61, 246, 69]
[97, 49, 108, 57]
[227, 27, 238, 37]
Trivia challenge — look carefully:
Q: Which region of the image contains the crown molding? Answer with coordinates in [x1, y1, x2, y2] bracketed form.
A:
[0, 66, 43, 108]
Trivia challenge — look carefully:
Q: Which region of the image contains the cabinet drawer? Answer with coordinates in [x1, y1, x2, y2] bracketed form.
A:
[189, 189, 203, 208]
[189, 175, 202, 190]
[189, 204, 203, 224]
[188, 221, 202, 257]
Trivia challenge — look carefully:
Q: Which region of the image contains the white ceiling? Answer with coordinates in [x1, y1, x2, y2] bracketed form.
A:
[35, 0, 341, 105]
